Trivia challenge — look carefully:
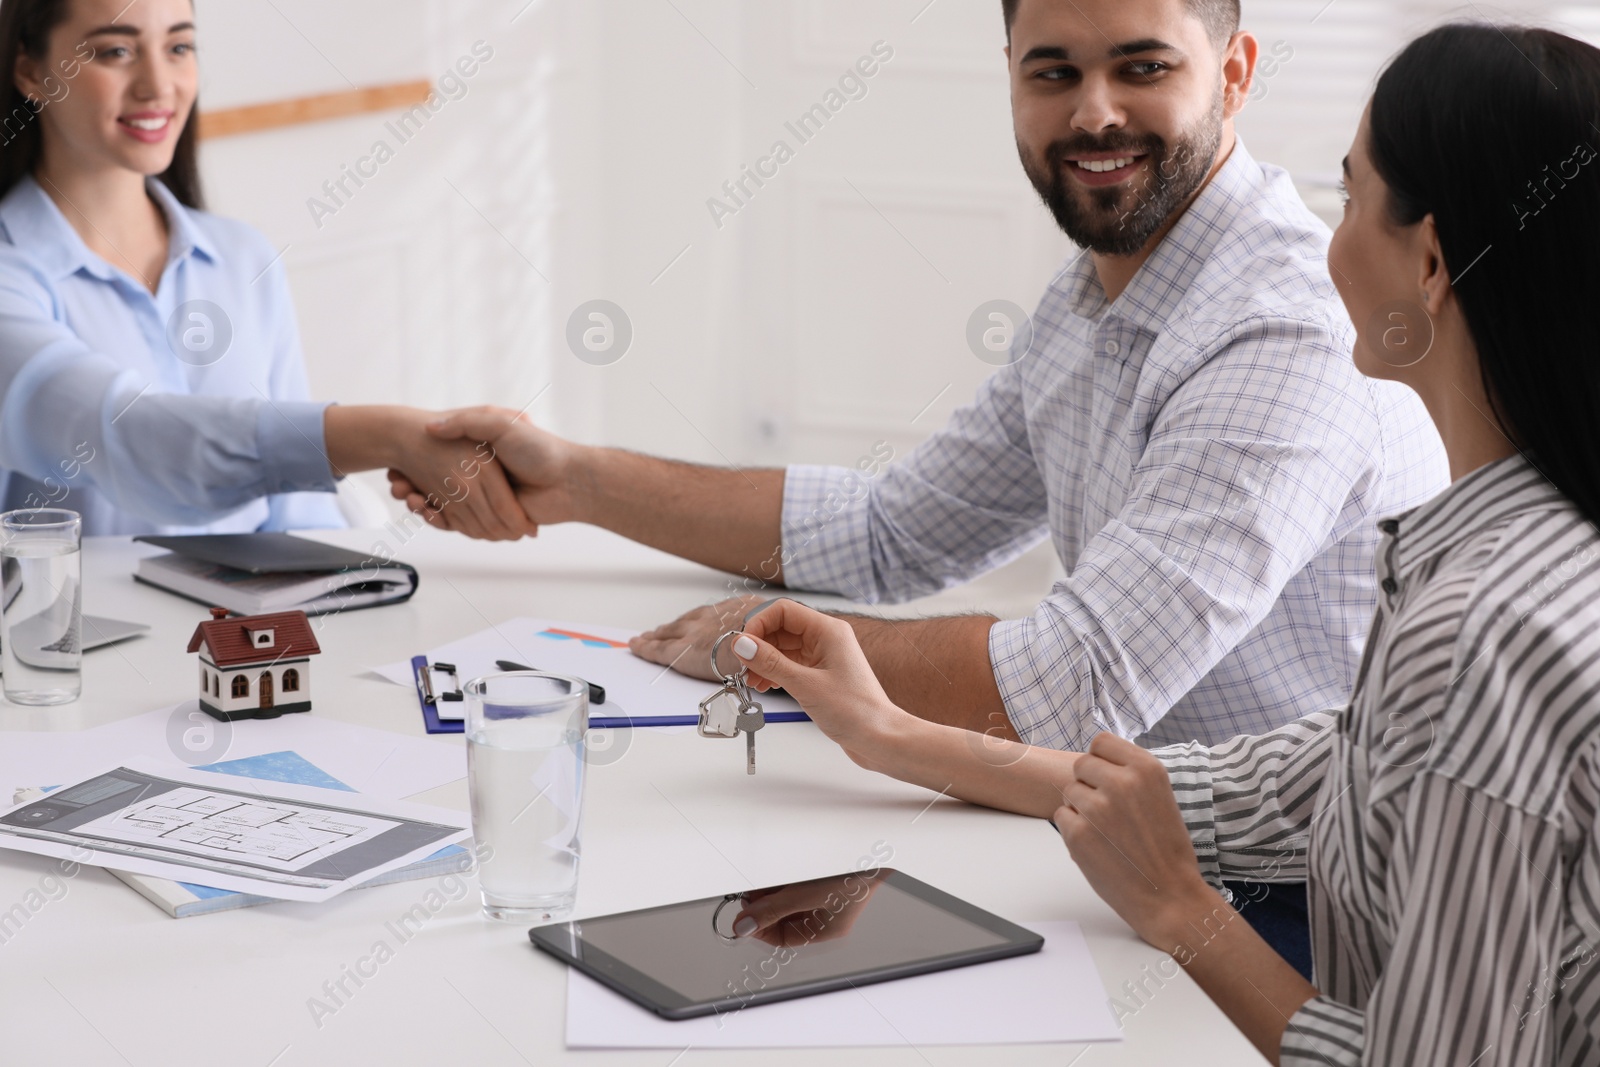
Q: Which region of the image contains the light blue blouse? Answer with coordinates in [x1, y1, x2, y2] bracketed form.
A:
[0, 175, 344, 536]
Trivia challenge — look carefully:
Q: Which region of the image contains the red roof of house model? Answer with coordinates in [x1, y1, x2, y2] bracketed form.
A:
[187, 610, 322, 668]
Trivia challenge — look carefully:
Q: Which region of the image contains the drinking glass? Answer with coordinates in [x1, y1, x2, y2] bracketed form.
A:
[465, 672, 588, 924]
[0, 509, 82, 706]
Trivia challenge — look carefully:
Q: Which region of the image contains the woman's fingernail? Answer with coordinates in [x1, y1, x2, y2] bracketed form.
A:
[733, 635, 757, 659]
[733, 916, 758, 937]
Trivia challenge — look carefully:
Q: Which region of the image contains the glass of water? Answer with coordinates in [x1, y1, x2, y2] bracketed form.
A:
[465, 672, 588, 924]
[0, 509, 82, 706]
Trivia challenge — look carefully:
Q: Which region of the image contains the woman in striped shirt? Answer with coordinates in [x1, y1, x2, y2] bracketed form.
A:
[726, 22, 1600, 1065]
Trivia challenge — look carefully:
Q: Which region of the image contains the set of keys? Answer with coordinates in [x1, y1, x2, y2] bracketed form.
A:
[698, 631, 765, 774]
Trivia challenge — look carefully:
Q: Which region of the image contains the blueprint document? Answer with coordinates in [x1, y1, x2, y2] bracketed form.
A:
[0, 762, 469, 902]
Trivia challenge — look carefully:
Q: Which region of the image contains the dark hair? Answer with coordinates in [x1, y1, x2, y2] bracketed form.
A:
[0, 0, 203, 207]
[1000, 0, 1241, 48]
[1368, 23, 1600, 532]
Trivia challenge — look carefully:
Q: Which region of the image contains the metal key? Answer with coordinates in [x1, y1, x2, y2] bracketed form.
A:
[735, 696, 764, 774]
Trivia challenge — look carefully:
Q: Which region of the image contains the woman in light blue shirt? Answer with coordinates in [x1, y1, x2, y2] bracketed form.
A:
[0, 0, 530, 539]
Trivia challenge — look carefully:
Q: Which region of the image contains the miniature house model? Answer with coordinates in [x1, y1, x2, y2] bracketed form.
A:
[187, 607, 321, 721]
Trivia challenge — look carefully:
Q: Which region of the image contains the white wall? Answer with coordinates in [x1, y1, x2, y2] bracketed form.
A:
[536, 1, 1078, 480]
[194, 0, 560, 509]
[1233, 2, 1600, 218]
[192, 0, 1594, 570]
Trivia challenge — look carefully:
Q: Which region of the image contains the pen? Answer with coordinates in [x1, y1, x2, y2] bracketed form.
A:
[495, 660, 606, 705]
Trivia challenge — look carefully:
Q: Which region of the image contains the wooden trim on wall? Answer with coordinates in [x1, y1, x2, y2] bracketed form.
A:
[197, 80, 434, 140]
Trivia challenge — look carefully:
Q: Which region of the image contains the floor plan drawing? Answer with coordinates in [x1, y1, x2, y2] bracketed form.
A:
[0, 766, 469, 902]
[73, 787, 399, 872]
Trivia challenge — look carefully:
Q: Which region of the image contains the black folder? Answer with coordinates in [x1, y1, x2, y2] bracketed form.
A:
[131, 533, 419, 616]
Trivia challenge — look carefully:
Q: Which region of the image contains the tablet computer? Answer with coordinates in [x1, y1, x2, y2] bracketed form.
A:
[528, 868, 1043, 1019]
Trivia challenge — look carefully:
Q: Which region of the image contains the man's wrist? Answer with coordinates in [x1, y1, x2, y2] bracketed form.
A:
[560, 441, 607, 526]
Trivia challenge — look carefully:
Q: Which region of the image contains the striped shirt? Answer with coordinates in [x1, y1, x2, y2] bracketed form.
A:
[781, 138, 1448, 750]
[1156, 455, 1600, 1066]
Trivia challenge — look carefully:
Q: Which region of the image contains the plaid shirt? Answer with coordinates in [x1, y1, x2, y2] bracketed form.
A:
[780, 140, 1449, 750]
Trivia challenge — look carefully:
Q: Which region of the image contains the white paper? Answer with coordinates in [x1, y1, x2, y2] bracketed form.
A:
[74, 787, 399, 871]
[0, 761, 470, 903]
[373, 617, 805, 722]
[565, 921, 1122, 1049]
[0, 703, 466, 803]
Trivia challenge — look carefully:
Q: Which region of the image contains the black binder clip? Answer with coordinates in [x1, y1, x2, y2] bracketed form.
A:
[418, 660, 463, 705]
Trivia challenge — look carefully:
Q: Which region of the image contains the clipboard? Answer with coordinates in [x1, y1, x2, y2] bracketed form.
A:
[412, 655, 466, 734]
[408, 653, 808, 734]
[410, 654, 669, 733]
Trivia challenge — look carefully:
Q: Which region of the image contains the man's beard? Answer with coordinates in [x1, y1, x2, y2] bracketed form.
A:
[1018, 92, 1224, 257]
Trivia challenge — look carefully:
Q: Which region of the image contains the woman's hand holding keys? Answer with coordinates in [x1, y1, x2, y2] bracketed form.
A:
[730, 599, 912, 773]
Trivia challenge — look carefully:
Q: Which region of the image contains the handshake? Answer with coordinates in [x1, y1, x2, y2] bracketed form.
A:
[350, 401, 786, 685]
[331, 404, 568, 543]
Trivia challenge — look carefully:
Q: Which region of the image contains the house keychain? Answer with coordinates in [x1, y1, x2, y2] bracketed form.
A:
[698, 631, 765, 774]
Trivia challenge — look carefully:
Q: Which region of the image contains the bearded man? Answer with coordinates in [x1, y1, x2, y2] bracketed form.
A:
[395, 0, 1450, 975]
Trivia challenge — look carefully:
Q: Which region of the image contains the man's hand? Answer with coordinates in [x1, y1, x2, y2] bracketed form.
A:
[637, 596, 1013, 739]
[388, 405, 581, 532]
[730, 598, 910, 771]
[708, 598, 1079, 819]
[1054, 733, 1215, 949]
[627, 594, 769, 681]
[390, 424, 533, 542]
[325, 405, 534, 541]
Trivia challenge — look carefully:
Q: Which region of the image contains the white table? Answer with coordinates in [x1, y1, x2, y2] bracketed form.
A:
[0, 525, 1265, 1066]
